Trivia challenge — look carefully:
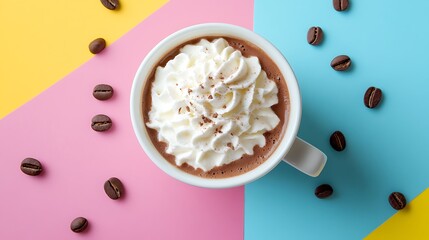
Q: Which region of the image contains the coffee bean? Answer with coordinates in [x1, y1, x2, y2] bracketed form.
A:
[333, 0, 349, 11]
[20, 158, 43, 176]
[89, 38, 106, 54]
[93, 84, 114, 100]
[307, 27, 324, 45]
[315, 184, 333, 198]
[70, 217, 88, 233]
[389, 192, 406, 210]
[330, 131, 346, 151]
[91, 114, 112, 132]
[364, 87, 382, 108]
[100, 0, 119, 10]
[331, 55, 351, 71]
[104, 177, 124, 200]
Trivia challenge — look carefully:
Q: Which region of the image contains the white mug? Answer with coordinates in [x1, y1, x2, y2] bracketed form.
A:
[130, 23, 327, 188]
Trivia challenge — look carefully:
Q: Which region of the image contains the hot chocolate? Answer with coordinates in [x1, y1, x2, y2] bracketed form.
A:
[142, 37, 290, 178]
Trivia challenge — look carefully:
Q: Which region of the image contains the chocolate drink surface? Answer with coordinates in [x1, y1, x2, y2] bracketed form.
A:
[142, 37, 290, 178]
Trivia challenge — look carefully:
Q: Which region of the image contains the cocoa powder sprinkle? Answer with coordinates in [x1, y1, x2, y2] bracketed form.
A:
[202, 115, 212, 124]
[226, 143, 234, 150]
[214, 125, 223, 134]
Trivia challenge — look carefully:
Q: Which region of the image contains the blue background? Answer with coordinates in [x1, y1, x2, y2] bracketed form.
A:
[246, 0, 429, 239]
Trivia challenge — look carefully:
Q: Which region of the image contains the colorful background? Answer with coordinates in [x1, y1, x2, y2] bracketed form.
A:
[1, 0, 428, 239]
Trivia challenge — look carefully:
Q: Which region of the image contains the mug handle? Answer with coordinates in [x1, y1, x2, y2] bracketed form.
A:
[282, 137, 327, 177]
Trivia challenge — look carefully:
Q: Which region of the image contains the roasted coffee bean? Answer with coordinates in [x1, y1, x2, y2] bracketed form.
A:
[315, 184, 334, 198]
[333, 0, 349, 11]
[93, 84, 114, 100]
[307, 27, 324, 45]
[330, 131, 346, 151]
[364, 87, 382, 108]
[20, 158, 43, 176]
[331, 55, 351, 71]
[89, 38, 106, 54]
[91, 114, 112, 132]
[389, 192, 406, 210]
[104, 177, 124, 200]
[100, 0, 119, 10]
[70, 217, 88, 233]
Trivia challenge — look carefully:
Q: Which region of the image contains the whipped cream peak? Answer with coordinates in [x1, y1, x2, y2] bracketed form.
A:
[146, 38, 280, 171]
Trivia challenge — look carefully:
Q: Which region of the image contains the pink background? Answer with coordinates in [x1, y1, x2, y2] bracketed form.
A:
[0, 0, 253, 239]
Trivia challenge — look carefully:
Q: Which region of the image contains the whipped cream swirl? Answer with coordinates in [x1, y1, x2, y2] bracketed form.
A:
[146, 38, 280, 171]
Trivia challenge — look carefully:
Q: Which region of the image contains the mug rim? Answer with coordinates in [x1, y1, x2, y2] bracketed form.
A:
[130, 23, 302, 188]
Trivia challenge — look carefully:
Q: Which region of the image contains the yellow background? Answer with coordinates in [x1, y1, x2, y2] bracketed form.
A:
[0, 0, 168, 119]
[365, 188, 429, 239]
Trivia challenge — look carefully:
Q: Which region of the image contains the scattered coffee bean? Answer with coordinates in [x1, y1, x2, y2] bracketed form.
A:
[20, 158, 43, 176]
[333, 0, 349, 11]
[91, 114, 112, 132]
[89, 38, 106, 54]
[104, 177, 124, 200]
[93, 84, 114, 100]
[307, 26, 324, 45]
[315, 184, 334, 198]
[330, 131, 346, 151]
[364, 87, 382, 108]
[331, 55, 351, 71]
[100, 0, 119, 10]
[70, 217, 88, 233]
[388, 192, 406, 210]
